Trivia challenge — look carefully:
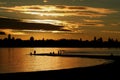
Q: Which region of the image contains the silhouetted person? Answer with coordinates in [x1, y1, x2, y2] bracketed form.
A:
[34, 50, 36, 54]
[30, 52, 32, 55]
[53, 51, 55, 55]
[58, 50, 60, 55]
[50, 52, 52, 55]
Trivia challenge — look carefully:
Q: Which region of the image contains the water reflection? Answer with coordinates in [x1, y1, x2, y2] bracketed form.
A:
[0, 48, 115, 73]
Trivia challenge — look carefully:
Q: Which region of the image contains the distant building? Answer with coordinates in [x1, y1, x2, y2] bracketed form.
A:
[8, 34, 11, 40]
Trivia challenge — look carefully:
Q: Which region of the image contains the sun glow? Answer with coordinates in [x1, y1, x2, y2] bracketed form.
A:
[43, 0, 48, 3]
[41, 6, 56, 12]
[22, 12, 65, 17]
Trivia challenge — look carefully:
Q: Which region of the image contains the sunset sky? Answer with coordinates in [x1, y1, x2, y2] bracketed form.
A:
[0, 0, 120, 41]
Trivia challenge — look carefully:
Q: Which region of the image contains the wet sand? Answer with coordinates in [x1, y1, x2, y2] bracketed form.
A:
[0, 55, 120, 80]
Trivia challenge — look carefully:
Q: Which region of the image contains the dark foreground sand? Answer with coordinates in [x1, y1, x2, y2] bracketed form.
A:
[0, 55, 120, 80]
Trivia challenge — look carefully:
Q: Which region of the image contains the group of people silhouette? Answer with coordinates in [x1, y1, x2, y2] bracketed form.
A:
[30, 50, 36, 55]
[30, 50, 65, 55]
[50, 50, 64, 55]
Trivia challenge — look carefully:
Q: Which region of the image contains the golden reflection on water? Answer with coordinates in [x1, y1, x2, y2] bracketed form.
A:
[0, 48, 110, 73]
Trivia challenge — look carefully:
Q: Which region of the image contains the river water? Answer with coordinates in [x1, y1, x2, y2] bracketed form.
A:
[0, 47, 119, 73]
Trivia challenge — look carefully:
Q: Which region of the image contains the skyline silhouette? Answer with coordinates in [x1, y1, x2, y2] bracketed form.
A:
[0, 34, 120, 48]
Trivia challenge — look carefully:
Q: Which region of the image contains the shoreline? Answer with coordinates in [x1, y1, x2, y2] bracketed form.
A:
[29, 53, 119, 59]
[1, 55, 120, 80]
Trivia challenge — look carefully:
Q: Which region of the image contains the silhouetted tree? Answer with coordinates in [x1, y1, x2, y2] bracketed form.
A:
[30, 36, 34, 41]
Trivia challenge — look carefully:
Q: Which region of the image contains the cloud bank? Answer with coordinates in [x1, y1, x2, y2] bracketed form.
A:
[0, 5, 117, 18]
[0, 5, 119, 36]
[0, 31, 6, 35]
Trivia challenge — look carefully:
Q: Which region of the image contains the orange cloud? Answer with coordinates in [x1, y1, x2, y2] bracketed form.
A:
[0, 5, 118, 35]
[0, 5, 117, 18]
[83, 19, 103, 23]
[0, 29, 26, 35]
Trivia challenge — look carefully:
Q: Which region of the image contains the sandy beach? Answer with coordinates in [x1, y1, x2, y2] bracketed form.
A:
[0, 55, 120, 80]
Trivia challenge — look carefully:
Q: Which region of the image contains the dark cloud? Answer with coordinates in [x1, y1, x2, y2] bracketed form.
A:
[0, 31, 6, 35]
[0, 17, 70, 31]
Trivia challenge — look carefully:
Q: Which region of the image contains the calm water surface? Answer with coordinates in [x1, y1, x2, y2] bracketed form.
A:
[0, 48, 119, 73]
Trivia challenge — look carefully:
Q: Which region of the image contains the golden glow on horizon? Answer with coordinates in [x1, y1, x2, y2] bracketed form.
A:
[0, 29, 26, 35]
[0, 29, 120, 41]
